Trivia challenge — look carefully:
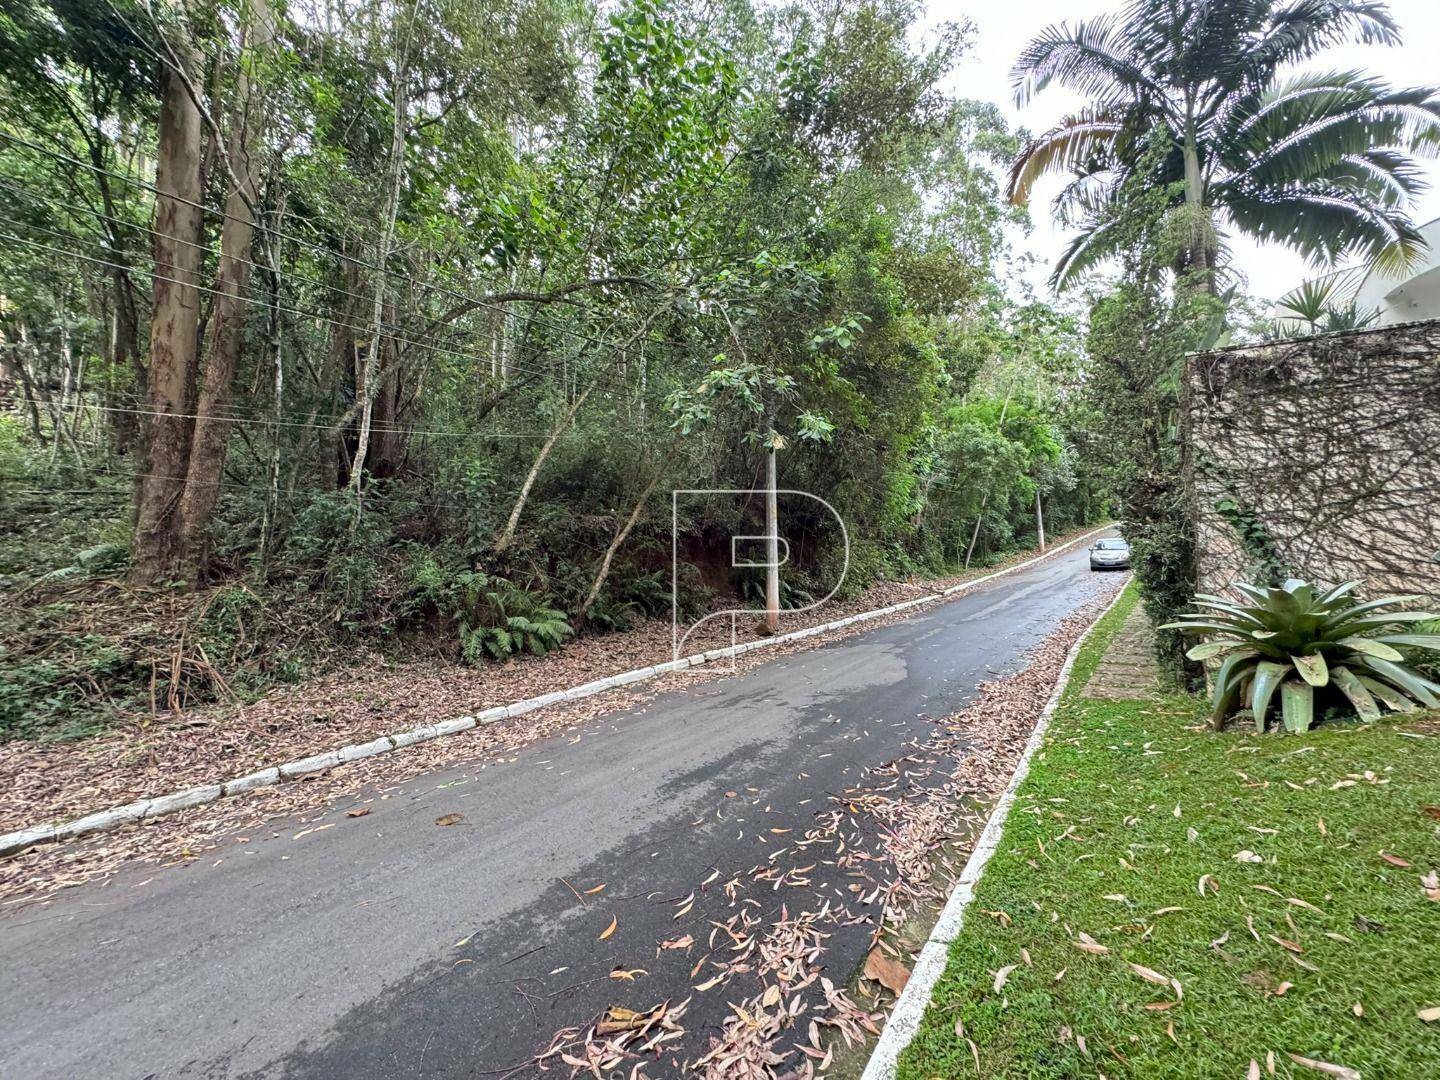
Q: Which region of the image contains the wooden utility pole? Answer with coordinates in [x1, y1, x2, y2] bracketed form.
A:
[764, 441, 780, 634]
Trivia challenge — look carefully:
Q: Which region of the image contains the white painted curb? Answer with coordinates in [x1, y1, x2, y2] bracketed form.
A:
[0, 525, 1115, 859]
[859, 582, 1132, 1080]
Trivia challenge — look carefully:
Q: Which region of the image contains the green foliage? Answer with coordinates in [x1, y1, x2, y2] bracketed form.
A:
[1009, 0, 1440, 287]
[1163, 579, 1440, 731]
[732, 567, 815, 611]
[0, 0, 1115, 731]
[897, 586, 1440, 1080]
[0, 634, 129, 741]
[0, 417, 31, 480]
[405, 554, 573, 664]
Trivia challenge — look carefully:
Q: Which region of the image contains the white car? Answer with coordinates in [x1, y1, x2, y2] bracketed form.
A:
[1089, 537, 1131, 571]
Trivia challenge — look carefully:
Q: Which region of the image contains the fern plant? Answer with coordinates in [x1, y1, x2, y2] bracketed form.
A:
[459, 609, 573, 664]
[405, 557, 573, 665]
[1162, 579, 1440, 733]
[457, 578, 572, 665]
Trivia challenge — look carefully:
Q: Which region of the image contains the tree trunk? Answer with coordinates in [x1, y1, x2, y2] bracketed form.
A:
[492, 376, 598, 553]
[131, 46, 205, 585]
[963, 382, 1014, 570]
[259, 201, 285, 572]
[348, 13, 411, 506]
[110, 266, 141, 454]
[1180, 120, 1214, 295]
[178, 0, 273, 578]
[1035, 489, 1046, 551]
[763, 445, 780, 634]
[580, 472, 661, 619]
[0, 331, 46, 445]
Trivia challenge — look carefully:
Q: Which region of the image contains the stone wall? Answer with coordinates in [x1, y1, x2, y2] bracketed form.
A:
[1182, 319, 1440, 601]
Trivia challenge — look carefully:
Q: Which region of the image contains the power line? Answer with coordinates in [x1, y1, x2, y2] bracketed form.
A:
[0, 127, 667, 354]
[1, 473, 493, 516]
[0, 172, 593, 366]
[0, 224, 575, 386]
[40, 396, 596, 440]
[1, 461, 640, 518]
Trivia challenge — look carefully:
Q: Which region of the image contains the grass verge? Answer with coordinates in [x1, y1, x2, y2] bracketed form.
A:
[897, 582, 1440, 1079]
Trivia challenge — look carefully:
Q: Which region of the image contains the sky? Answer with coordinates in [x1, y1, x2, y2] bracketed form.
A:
[925, 0, 1440, 304]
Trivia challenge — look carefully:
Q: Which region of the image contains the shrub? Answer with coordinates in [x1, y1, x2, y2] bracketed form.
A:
[1163, 579, 1440, 733]
[457, 581, 573, 664]
[403, 556, 573, 664]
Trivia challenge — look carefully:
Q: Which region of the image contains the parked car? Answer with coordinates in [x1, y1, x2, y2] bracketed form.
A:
[1089, 537, 1131, 571]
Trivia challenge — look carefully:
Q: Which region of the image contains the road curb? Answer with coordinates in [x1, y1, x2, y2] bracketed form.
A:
[0, 524, 1116, 859]
[858, 580, 1133, 1080]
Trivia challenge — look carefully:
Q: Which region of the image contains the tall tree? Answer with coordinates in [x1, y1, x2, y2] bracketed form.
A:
[1007, 0, 1440, 290]
[131, 31, 204, 584]
[179, 0, 276, 569]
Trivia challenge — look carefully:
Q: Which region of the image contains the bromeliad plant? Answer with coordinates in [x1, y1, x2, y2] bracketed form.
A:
[1162, 580, 1440, 733]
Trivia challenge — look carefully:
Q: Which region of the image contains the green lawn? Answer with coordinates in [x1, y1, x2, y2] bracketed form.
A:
[898, 584, 1440, 1079]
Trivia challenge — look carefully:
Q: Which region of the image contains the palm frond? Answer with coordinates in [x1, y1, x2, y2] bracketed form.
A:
[1219, 178, 1428, 272]
[1007, 109, 1126, 203]
[1053, 169, 1125, 227]
[1222, 72, 1440, 189]
[1050, 210, 1129, 288]
[1254, 0, 1401, 71]
[1011, 15, 1159, 109]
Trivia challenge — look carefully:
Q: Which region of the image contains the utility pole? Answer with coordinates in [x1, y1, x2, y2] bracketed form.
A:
[1035, 489, 1046, 551]
[764, 439, 780, 634]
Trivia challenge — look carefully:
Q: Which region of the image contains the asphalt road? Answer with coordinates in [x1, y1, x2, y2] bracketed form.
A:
[0, 538, 1119, 1079]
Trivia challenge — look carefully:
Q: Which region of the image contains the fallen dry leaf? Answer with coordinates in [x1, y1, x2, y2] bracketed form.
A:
[1073, 931, 1109, 955]
[1423, 870, 1440, 903]
[344, 806, 371, 818]
[595, 1003, 662, 1036]
[993, 963, 1018, 993]
[1127, 962, 1170, 987]
[1419, 1006, 1440, 1023]
[1285, 1052, 1360, 1079]
[598, 915, 617, 941]
[1233, 850, 1263, 864]
[434, 813, 463, 827]
[863, 947, 911, 994]
[1380, 852, 1411, 868]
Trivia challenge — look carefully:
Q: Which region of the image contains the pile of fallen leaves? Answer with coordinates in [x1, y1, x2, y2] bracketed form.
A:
[525, 587, 1122, 1078]
[1, 531, 1109, 908]
[1, 525, 1105, 838]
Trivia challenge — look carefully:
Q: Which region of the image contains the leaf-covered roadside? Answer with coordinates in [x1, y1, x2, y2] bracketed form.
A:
[0, 527, 1106, 909]
[898, 585, 1440, 1080]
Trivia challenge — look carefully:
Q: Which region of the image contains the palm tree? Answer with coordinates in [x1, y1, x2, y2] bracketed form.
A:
[1008, 0, 1440, 291]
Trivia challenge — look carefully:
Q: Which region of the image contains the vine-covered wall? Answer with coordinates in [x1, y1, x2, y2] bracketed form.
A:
[1183, 319, 1440, 600]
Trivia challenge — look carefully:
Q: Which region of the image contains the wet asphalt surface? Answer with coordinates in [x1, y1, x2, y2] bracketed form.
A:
[0, 539, 1117, 1079]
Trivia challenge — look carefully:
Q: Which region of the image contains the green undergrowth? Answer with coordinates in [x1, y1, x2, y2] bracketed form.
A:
[898, 582, 1440, 1079]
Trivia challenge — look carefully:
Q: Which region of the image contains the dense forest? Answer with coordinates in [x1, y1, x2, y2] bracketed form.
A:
[0, 0, 1111, 738]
